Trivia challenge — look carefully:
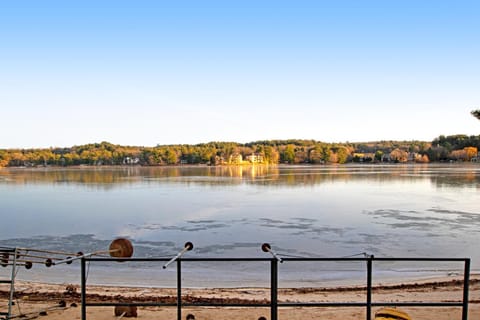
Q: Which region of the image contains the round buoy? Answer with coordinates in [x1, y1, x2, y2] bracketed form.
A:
[1, 253, 8, 267]
[45, 258, 53, 267]
[184, 242, 194, 251]
[261, 243, 271, 252]
[109, 238, 134, 258]
[114, 305, 137, 317]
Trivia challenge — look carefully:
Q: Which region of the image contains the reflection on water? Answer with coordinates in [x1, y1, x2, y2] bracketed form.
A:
[0, 164, 479, 286]
[1, 164, 479, 188]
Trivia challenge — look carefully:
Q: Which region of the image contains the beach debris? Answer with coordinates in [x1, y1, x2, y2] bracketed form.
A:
[114, 306, 138, 318]
[64, 284, 77, 295]
[375, 307, 411, 320]
[1, 302, 69, 320]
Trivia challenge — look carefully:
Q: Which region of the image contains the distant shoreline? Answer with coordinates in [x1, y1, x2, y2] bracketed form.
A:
[1, 161, 479, 170]
[1, 135, 479, 167]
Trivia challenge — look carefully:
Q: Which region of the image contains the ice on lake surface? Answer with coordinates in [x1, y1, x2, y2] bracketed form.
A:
[1, 164, 479, 286]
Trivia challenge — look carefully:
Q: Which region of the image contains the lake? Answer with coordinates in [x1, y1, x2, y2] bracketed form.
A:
[0, 164, 479, 287]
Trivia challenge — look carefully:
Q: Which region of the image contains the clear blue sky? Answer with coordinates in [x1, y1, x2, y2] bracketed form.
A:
[1, 1, 479, 148]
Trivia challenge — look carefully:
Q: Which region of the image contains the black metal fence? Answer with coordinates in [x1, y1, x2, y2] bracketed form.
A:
[80, 256, 471, 320]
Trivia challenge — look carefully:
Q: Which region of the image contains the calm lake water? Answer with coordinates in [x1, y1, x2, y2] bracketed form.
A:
[1, 164, 479, 287]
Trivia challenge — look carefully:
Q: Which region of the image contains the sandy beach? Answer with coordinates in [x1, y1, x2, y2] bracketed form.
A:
[1, 275, 479, 320]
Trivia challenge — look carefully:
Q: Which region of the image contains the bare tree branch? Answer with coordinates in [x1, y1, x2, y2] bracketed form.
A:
[472, 110, 480, 120]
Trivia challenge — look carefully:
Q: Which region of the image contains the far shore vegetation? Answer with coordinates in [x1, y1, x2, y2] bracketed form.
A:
[1, 134, 479, 168]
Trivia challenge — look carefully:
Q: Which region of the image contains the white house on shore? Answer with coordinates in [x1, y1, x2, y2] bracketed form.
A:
[246, 153, 264, 164]
[123, 157, 140, 165]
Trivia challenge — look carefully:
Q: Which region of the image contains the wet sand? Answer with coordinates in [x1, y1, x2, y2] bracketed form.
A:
[1, 275, 479, 319]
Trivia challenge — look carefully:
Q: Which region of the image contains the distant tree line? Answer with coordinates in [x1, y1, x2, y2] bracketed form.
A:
[0, 135, 479, 168]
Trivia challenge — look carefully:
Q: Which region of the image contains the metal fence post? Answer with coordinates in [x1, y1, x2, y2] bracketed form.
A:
[81, 257, 87, 320]
[177, 259, 182, 320]
[271, 259, 278, 320]
[366, 256, 373, 320]
[7, 248, 18, 320]
[462, 258, 470, 320]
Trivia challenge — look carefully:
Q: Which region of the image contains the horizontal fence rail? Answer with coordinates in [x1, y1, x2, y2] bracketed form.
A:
[80, 256, 471, 320]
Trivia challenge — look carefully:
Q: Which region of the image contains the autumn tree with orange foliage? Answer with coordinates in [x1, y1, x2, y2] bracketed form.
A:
[464, 147, 478, 161]
[450, 147, 478, 161]
[389, 148, 408, 162]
